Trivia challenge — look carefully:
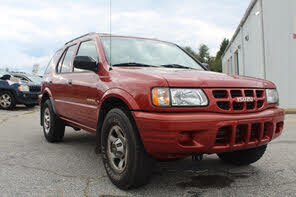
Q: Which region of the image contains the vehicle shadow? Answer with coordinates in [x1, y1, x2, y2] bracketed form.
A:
[62, 130, 96, 146]
[58, 129, 259, 193]
[13, 105, 39, 111]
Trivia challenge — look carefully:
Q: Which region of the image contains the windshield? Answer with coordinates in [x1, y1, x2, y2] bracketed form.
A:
[13, 74, 42, 84]
[27, 75, 43, 84]
[100, 37, 204, 70]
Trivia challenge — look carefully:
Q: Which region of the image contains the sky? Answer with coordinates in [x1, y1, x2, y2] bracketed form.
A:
[0, 0, 251, 74]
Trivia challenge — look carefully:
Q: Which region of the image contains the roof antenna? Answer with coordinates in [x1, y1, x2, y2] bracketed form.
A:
[109, 0, 112, 70]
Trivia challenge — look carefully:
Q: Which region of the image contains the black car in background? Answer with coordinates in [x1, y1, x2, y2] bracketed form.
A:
[0, 71, 41, 109]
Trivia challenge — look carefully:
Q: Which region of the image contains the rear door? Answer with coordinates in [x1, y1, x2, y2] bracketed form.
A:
[54, 44, 78, 118]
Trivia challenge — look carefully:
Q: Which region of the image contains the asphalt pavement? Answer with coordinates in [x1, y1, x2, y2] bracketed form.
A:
[0, 106, 296, 197]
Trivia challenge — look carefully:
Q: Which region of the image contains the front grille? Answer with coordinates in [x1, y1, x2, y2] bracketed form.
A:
[256, 90, 264, 98]
[29, 85, 41, 92]
[230, 90, 242, 98]
[210, 88, 266, 113]
[250, 123, 261, 141]
[215, 126, 231, 145]
[217, 101, 230, 110]
[246, 102, 255, 110]
[235, 125, 248, 143]
[213, 90, 228, 98]
[215, 121, 277, 146]
[244, 90, 254, 97]
[233, 102, 244, 110]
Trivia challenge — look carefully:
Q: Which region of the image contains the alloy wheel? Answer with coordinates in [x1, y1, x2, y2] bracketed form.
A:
[107, 125, 128, 173]
[0, 94, 12, 108]
[43, 107, 51, 134]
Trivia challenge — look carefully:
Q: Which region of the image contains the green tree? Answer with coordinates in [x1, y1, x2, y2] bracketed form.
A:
[208, 56, 221, 72]
[184, 46, 199, 59]
[184, 38, 229, 73]
[197, 44, 210, 63]
[211, 38, 230, 72]
[184, 44, 210, 63]
[216, 38, 229, 59]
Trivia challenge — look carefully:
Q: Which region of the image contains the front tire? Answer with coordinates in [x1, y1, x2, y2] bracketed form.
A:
[42, 100, 65, 142]
[217, 145, 267, 166]
[101, 108, 154, 190]
[0, 91, 16, 110]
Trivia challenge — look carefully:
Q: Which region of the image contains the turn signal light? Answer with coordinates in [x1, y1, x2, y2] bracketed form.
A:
[152, 88, 170, 106]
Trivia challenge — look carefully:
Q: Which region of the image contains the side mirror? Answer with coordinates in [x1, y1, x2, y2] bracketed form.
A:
[202, 63, 210, 71]
[73, 56, 98, 72]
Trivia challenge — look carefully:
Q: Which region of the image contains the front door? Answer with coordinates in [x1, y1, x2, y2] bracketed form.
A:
[66, 40, 100, 130]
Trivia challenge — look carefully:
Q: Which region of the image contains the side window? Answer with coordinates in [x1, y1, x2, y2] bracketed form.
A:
[60, 45, 77, 73]
[74, 40, 98, 72]
[45, 50, 62, 74]
[56, 50, 66, 73]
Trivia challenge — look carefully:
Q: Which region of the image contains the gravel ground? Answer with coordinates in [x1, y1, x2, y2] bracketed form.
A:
[0, 106, 295, 197]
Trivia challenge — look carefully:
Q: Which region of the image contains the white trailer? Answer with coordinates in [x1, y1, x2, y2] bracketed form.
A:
[222, 0, 296, 110]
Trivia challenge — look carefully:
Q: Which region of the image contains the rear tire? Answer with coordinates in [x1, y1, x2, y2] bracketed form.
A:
[101, 108, 154, 190]
[217, 145, 267, 166]
[42, 100, 65, 142]
[0, 91, 16, 110]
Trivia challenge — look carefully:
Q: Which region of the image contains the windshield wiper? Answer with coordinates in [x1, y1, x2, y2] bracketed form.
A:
[160, 64, 194, 69]
[112, 62, 158, 67]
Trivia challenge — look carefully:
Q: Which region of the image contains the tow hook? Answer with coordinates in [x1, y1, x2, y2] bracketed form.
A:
[192, 154, 203, 161]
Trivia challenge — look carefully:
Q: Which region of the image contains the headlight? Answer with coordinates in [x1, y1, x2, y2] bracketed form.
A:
[18, 85, 30, 92]
[266, 89, 279, 104]
[171, 88, 208, 106]
[151, 87, 208, 107]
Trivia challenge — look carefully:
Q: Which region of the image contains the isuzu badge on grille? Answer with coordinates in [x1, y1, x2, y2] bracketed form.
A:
[236, 97, 254, 102]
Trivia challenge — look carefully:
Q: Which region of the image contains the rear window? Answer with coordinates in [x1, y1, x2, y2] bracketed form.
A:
[56, 45, 77, 73]
[60, 45, 77, 73]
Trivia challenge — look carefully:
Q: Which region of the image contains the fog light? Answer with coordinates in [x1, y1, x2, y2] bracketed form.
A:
[178, 132, 192, 144]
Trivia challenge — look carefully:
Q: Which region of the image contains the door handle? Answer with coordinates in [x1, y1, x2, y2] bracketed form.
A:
[68, 79, 72, 86]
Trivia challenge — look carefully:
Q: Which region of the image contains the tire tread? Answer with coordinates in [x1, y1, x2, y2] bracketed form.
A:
[42, 100, 65, 142]
[101, 108, 154, 190]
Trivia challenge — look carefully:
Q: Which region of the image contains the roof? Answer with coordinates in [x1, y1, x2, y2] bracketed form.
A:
[64, 32, 176, 46]
[65, 32, 97, 45]
[222, 0, 258, 58]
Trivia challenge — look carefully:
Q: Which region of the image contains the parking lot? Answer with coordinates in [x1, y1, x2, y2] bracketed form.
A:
[0, 106, 296, 197]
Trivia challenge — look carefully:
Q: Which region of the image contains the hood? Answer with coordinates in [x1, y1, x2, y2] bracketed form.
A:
[114, 67, 275, 88]
[23, 81, 40, 86]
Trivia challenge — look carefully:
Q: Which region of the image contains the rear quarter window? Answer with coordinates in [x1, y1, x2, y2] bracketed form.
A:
[44, 50, 62, 75]
[56, 45, 77, 73]
[60, 45, 77, 73]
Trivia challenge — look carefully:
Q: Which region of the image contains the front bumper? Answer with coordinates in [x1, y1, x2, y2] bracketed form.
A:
[133, 108, 285, 158]
[15, 91, 40, 105]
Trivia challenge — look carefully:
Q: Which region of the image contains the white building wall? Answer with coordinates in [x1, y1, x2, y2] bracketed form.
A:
[222, 0, 296, 109]
[262, 0, 296, 108]
[222, 31, 244, 75]
[241, 0, 265, 79]
[222, 0, 264, 78]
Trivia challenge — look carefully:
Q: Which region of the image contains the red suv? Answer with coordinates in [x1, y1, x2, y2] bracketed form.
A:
[40, 33, 284, 189]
